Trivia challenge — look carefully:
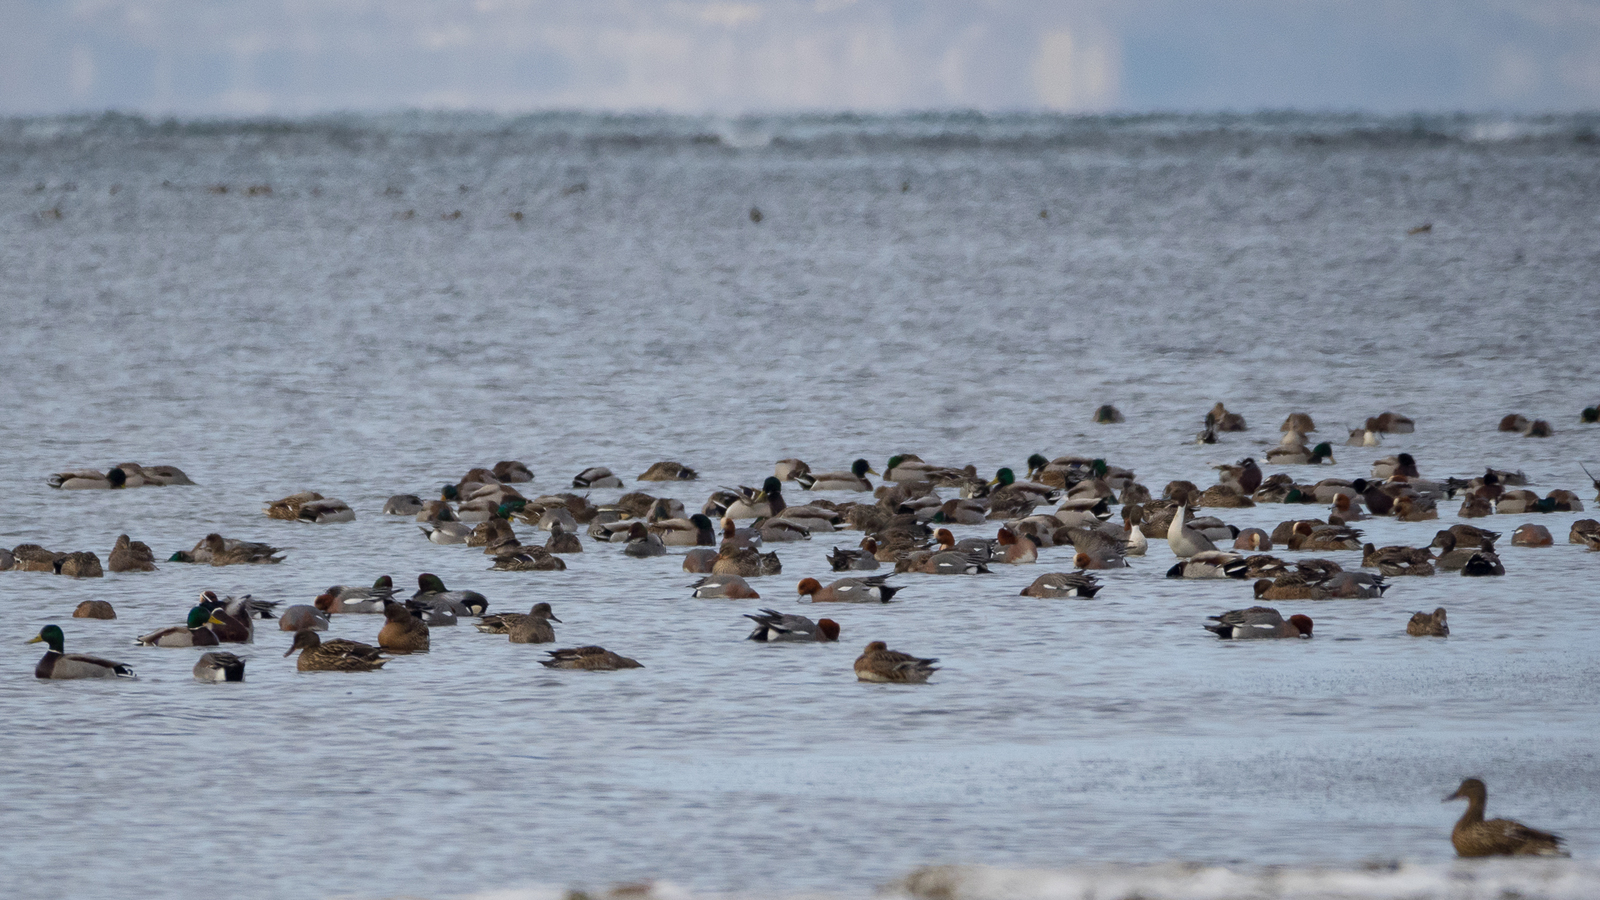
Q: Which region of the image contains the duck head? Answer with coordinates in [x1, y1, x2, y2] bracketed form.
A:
[1289, 614, 1314, 637]
[1444, 777, 1486, 804]
[991, 467, 1017, 487]
[1026, 454, 1049, 478]
[530, 602, 561, 622]
[852, 458, 877, 478]
[816, 619, 841, 641]
[27, 624, 65, 652]
[284, 629, 322, 656]
[796, 577, 822, 597]
[417, 573, 448, 594]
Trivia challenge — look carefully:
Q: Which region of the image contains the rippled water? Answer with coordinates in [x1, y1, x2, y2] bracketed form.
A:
[2, 112, 1599, 900]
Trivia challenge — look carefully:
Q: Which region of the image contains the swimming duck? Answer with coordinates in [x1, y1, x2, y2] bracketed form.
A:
[298, 498, 355, 523]
[1233, 528, 1272, 552]
[796, 459, 877, 492]
[691, 574, 762, 599]
[1019, 572, 1102, 598]
[1498, 414, 1530, 432]
[193, 651, 246, 682]
[773, 459, 811, 482]
[476, 603, 561, 643]
[1408, 608, 1449, 637]
[883, 454, 968, 486]
[724, 477, 786, 519]
[378, 601, 430, 652]
[284, 630, 389, 672]
[1511, 524, 1553, 547]
[1571, 519, 1600, 545]
[1393, 496, 1439, 522]
[1461, 551, 1505, 576]
[11, 545, 59, 572]
[411, 574, 488, 614]
[490, 548, 568, 571]
[636, 460, 696, 481]
[854, 641, 938, 683]
[1094, 404, 1125, 424]
[48, 467, 129, 490]
[993, 528, 1038, 564]
[197, 534, 284, 566]
[756, 518, 813, 543]
[622, 521, 667, 557]
[1266, 442, 1335, 466]
[828, 543, 880, 571]
[539, 646, 643, 670]
[1203, 607, 1312, 640]
[136, 606, 221, 647]
[486, 460, 533, 483]
[572, 467, 623, 489]
[1583, 406, 1600, 424]
[1457, 496, 1494, 518]
[745, 609, 840, 642]
[264, 491, 323, 520]
[1368, 412, 1415, 433]
[1524, 420, 1553, 437]
[1362, 543, 1435, 577]
[1166, 501, 1218, 559]
[712, 547, 782, 577]
[1166, 551, 1249, 579]
[73, 600, 116, 619]
[1207, 402, 1247, 432]
[1371, 453, 1420, 480]
[420, 521, 473, 544]
[108, 534, 158, 572]
[797, 575, 902, 603]
[1347, 427, 1383, 447]
[29, 625, 136, 678]
[544, 522, 584, 553]
[131, 464, 194, 486]
[383, 494, 425, 515]
[987, 468, 1061, 506]
[1445, 778, 1567, 857]
[1281, 412, 1316, 433]
[315, 576, 395, 614]
[646, 513, 716, 547]
[279, 605, 330, 632]
[201, 593, 270, 643]
[54, 551, 103, 578]
[913, 551, 990, 575]
[1215, 458, 1264, 495]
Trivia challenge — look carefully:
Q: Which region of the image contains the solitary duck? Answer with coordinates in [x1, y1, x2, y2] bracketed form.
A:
[28, 625, 136, 679]
[284, 630, 389, 672]
[1408, 608, 1449, 636]
[744, 609, 841, 642]
[1203, 607, 1313, 640]
[193, 651, 246, 682]
[540, 646, 643, 670]
[1444, 778, 1567, 857]
[854, 641, 938, 683]
[797, 575, 901, 603]
[475, 602, 561, 643]
[796, 459, 877, 491]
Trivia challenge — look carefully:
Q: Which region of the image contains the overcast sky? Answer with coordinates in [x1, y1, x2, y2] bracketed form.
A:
[2, 1, 1597, 115]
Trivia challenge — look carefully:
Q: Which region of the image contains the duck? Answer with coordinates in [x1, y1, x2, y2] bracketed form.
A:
[1371, 453, 1421, 480]
[1408, 608, 1450, 636]
[712, 546, 781, 578]
[649, 513, 716, 547]
[199, 593, 270, 643]
[622, 521, 668, 557]
[1166, 500, 1218, 559]
[797, 575, 902, 603]
[744, 609, 841, 642]
[724, 477, 785, 519]
[490, 460, 534, 482]
[411, 574, 488, 616]
[108, 534, 158, 572]
[1207, 402, 1247, 431]
[1499, 414, 1530, 432]
[279, 605, 330, 632]
[383, 494, 425, 515]
[691, 574, 762, 599]
[1203, 607, 1313, 639]
[297, 497, 355, 523]
[1019, 572, 1102, 598]
[73, 600, 117, 619]
[48, 467, 129, 490]
[1266, 442, 1335, 466]
[773, 459, 810, 481]
[284, 630, 389, 672]
[637, 460, 697, 481]
[913, 551, 990, 575]
[539, 646, 643, 670]
[201, 533, 284, 565]
[1362, 543, 1435, 577]
[987, 468, 1061, 506]
[1524, 420, 1553, 437]
[796, 459, 877, 492]
[756, 518, 813, 543]
[490, 549, 568, 571]
[1281, 412, 1316, 433]
[544, 522, 584, 553]
[135, 607, 221, 647]
[1215, 458, 1264, 494]
[1368, 411, 1415, 433]
[828, 543, 880, 571]
[1444, 778, 1567, 857]
[29, 625, 136, 678]
[1512, 524, 1553, 547]
[1347, 427, 1383, 447]
[193, 651, 246, 682]
[54, 551, 103, 578]
[1167, 551, 1249, 579]
[1058, 527, 1128, 569]
[992, 527, 1038, 564]
[476, 603, 561, 643]
[1430, 532, 1487, 571]
[315, 576, 395, 614]
[883, 454, 968, 486]
[377, 601, 430, 652]
[1461, 551, 1506, 576]
[264, 491, 324, 520]
[854, 641, 938, 683]
[572, 466, 623, 489]
[1094, 404, 1125, 424]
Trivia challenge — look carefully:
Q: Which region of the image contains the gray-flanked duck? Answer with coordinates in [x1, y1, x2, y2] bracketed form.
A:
[29, 625, 135, 679]
[1019, 572, 1102, 598]
[796, 459, 877, 492]
[1203, 607, 1312, 639]
[744, 609, 840, 642]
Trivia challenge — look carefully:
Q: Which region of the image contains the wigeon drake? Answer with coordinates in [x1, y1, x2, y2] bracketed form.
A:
[1019, 572, 1102, 598]
[1203, 606, 1313, 639]
[744, 609, 840, 642]
[1511, 524, 1553, 547]
[994, 527, 1038, 564]
[854, 641, 938, 683]
[797, 575, 902, 603]
[1444, 778, 1567, 857]
[691, 575, 761, 599]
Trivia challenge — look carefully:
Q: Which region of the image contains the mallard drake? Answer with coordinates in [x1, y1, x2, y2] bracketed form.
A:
[649, 513, 716, 547]
[73, 600, 117, 619]
[136, 606, 221, 647]
[1166, 551, 1249, 579]
[986, 468, 1061, 506]
[744, 609, 840, 642]
[383, 494, 425, 515]
[476, 602, 561, 643]
[29, 625, 135, 678]
[54, 551, 103, 578]
[540, 646, 643, 670]
[1203, 607, 1312, 639]
[797, 575, 901, 603]
[411, 574, 487, 614]
[637, 461, 697, 481]
[378, 601, 430, 652]
[691, 574, 762, 599]
[572, 467, 623, 489]
[1445, 778, 1567, 857]
[200, 593, 268, 643]
[1266, 442, 1335, 465]
[854, 641, 938, 683]
[108, 534, 157, 572]
[1408, 608, 1449, 636]
[1019, 572, 1102, 598]
[193, 651, 246, 682]
[796, 459, 876, 491]
[723, 477, 785, 519]
[48, 467, 129, 490]
[284, 630, 389, 671]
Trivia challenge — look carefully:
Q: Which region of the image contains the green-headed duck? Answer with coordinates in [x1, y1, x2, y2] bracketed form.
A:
[797, 458, 877, 492]
[29, 625, 135, 679]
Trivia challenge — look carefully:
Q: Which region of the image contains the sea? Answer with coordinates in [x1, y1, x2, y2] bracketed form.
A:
[1, 111, 1598, 900]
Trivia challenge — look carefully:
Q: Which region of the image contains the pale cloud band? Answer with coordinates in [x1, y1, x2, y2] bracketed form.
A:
[1, 1, 1596, 114]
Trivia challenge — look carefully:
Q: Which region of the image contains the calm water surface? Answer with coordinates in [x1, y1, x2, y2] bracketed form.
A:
[1, 112, 1599, 900]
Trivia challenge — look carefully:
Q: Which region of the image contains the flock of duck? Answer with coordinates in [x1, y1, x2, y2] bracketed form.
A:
[20, 401, 1599, 857]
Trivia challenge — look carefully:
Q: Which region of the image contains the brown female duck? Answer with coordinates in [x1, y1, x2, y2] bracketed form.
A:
[284, 630, 389, 672]
[378, 600, 430, 652]
[475, 602, 561, 643]
[1407, 608, 1449, 636]
[539, 646, 642, 670]
[1444, 778, 1567, 857]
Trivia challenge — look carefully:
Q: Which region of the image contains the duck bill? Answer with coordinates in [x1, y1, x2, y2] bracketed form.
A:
[1442, 788, 1462, 802]
[25, 635, 42, 644]
[548, 615, 563, 623]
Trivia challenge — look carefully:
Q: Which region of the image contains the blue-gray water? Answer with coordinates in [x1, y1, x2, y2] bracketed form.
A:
[2, 111, 1599, 900]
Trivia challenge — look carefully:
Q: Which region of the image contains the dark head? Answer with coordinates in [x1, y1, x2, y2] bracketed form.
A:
[992, 467, 1016, 486]
[762, 476, 783, 496]
[27, 624, 65, 653]
[1288, 614, 1314, 637]
[1253, 579, 1272, 598]
[186, 607, 211, 630]
[107, 467, 128, 488]
[1310, 443, 1334, 462]
[285, 629, 322, 656]
[816, 619, 841, 641]
[690, 513, 714, 532]
[417, 573, 446, 593]
[1445, 777, 1486, 803]
[627, 521, 649, 540]
[1583, 406, 1599, 424]
[373, 575, 393, 590]
[886, 454, 905, 471]
[1026, 453, 1049, 475]
[852, 458, 875, 478]
[441, 484, 460, 501]
[1352, 478, 1369, 493]
[383, 600, 416, 623]
[530, 602, 561, 622]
